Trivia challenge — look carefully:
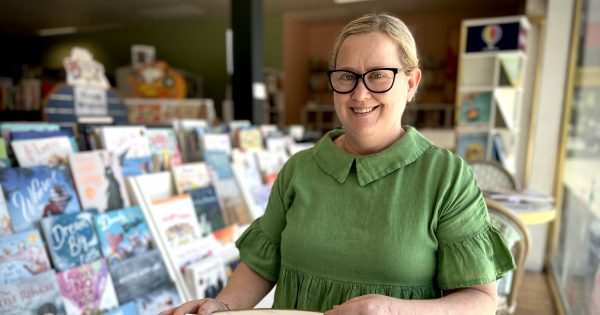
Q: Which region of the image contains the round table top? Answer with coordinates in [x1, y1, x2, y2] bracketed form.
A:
[210, 310, 322, 315]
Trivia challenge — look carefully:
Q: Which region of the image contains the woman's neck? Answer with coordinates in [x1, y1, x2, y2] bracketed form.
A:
[335, 127, 406, 156]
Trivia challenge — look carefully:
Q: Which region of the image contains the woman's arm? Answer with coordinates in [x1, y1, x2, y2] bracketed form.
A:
[160, 262, 275, 315]
[324, 283, 497, 315]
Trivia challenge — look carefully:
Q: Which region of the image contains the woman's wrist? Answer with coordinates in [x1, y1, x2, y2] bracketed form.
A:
[214, 298, 232, 310]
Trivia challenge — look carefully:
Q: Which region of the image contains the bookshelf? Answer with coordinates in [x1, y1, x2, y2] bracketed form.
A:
[455, 16, 531, 175]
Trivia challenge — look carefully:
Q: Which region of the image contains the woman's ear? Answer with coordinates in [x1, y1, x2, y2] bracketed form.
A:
[407, 68, 421, 102]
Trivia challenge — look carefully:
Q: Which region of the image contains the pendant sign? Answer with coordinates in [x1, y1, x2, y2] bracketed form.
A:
[74, 86, 108, 116]
[465, 20, 528, 53]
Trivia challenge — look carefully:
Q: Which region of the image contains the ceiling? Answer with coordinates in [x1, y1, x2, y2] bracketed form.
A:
[0, 0, 525, 36]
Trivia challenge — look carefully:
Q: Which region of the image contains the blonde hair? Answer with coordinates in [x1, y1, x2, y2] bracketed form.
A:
[330, 13, 419, 74]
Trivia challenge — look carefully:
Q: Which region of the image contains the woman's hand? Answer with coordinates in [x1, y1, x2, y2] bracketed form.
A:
[159, 298, 229, 315]
[323, 294, 399, 315]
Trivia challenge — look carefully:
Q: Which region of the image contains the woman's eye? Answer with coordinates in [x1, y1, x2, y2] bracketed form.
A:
[341, 74, 355, 81]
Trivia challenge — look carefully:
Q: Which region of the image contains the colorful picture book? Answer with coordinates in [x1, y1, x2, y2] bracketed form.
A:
[236, 127, 264, 151]
[0, 166, 81, 232]
[204, 151, 252, 225]
[11, 136, 76, 167]
[149, 194, 202, 247]
[70, 150, 130, 212]
[457, 132, 489, 162]
[98, 126, 152, 177]
[0, 183, 11, 235]
[102, 301, 138, 315]
[56, 259, 119, 315]
[200, 133, 232, 156]
[93, 206, 152, 265]
[0, 229, 51, 285]
[109, 249, 175, 304]
[458, 91, 492, 127]
[0, 270, 66, 315]
[188, 186, 226, 234]
[146, 127, 182, 172]
[171, 162, 212, 194]
[184, 255, 227, 299]
[41, 211, 102, 271]
[133, 284, 181, 315]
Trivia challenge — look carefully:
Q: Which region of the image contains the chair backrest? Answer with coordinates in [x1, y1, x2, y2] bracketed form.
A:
[470, 160, 520, 192]
[486, 198, 530, 314]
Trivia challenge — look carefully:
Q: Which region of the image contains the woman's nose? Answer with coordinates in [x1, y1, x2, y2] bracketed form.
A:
[351, 79, 371, 101]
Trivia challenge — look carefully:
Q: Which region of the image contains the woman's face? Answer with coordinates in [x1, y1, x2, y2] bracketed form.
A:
[333, 31, 420, 144]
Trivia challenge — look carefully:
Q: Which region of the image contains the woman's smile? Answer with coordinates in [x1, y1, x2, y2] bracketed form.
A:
[351, 105, 380, 114]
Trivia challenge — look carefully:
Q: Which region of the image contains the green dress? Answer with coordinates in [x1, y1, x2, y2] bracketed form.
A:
[236, 126, 515, 312]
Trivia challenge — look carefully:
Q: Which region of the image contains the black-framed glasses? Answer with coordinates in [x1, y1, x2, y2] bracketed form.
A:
[327, 67, 399, 94]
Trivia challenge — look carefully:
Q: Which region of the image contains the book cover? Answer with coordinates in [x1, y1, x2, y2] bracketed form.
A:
[171, 234, 219, 274]
[184, 255, 227, 299]
[93, 205, 151, 265]
[0, 269, 66, 315]
[188, 186, 226, 234]
[204, 151, 253, 225]
[41, 211, 103, 271]
[0, 229, 51, 285]
[200, 133, 232, 156]
[11, 136, 76, 167]
[109, 249, 174, 304]
[70, 150, 130, 213]
[0, 138, 10, 168]
[0, 166, 81, 232]
[254, 150, 289, 185]
[171, 162, 212, 194]
[149, 194, 202, 247]
[146, 127, 182, 172]
[456, 132, 489, 162]
[458, 91, 492, 127]
[231, 149, 270, 219]
[98, 126, 152, 177]
[102, 301, 138, 315]
[56, 259, 119, 315]
[236, 127, 264, 151]
[0, 183, 12, 235]
[265, 136, 291, 153]
[133, 284, 181, 315]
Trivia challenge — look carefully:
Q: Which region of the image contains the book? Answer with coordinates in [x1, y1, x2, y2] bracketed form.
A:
[70, 150, 130, 213]
[204, 151, 253, 225]
[149, 194, 202, 247]
[93, 206, 152, 265]
[133, 284, 181, 315]
[188, 186, 226, 234]
[56, 259, 119, 315]
[171, 162, 212, 194]
[0, 269, 66, 315]
[0, 138, 10, 168]
[109, 250, 175, 304]
[236, 127, 264, 151]
[102, 301, 138, 315]
[0, 229, 51, 285]
[254, 150, 289, 185]
[11, 136, 76, 167]
[171, 234, 219, 274]
[0, 166, 81, 232]
[98, 126, 152, 177]
[456, 132, 489, 162]
[41, 211, 103, 271]
[265, 136, 291, 153]
[484, 189, 555, 211]
[200, 133, 232, 156]
[458, 91, 492, 127]
[231, 149, 270, 219]
[184, 255, 227, 299]
[146, 127, 182, 172]
[0, 183, 12, 235]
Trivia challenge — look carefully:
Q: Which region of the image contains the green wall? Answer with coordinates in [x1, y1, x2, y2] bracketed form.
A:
[38, 13, 283, 116]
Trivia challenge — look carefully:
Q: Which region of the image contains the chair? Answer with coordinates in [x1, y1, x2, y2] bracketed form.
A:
[486, 198, 531, 315]
[470, 160, 520, 192]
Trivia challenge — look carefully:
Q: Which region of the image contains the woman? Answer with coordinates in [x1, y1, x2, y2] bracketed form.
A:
[162, 12, 514, 315]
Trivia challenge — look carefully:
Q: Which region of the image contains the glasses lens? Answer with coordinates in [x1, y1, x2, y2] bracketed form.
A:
[329, 71, 356, 93]
[364, 69, 396, 92]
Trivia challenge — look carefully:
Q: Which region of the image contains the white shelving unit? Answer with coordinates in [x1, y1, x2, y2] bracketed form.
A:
[455, 16, 531, 175]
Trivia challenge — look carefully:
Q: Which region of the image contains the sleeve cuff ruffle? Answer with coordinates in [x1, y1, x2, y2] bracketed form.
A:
[437, 225, 516, 290]
[235, 219, 281, 282]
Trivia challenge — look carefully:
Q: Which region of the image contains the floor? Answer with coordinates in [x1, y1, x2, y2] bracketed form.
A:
[514, 271, 557, 315]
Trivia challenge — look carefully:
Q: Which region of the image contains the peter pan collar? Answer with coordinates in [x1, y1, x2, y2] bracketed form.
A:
[312, 126, 432, 186]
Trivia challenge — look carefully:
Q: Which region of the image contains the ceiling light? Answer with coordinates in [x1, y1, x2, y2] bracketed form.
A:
[333, 0, 374, 4]
[37, 26, 77, 37]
